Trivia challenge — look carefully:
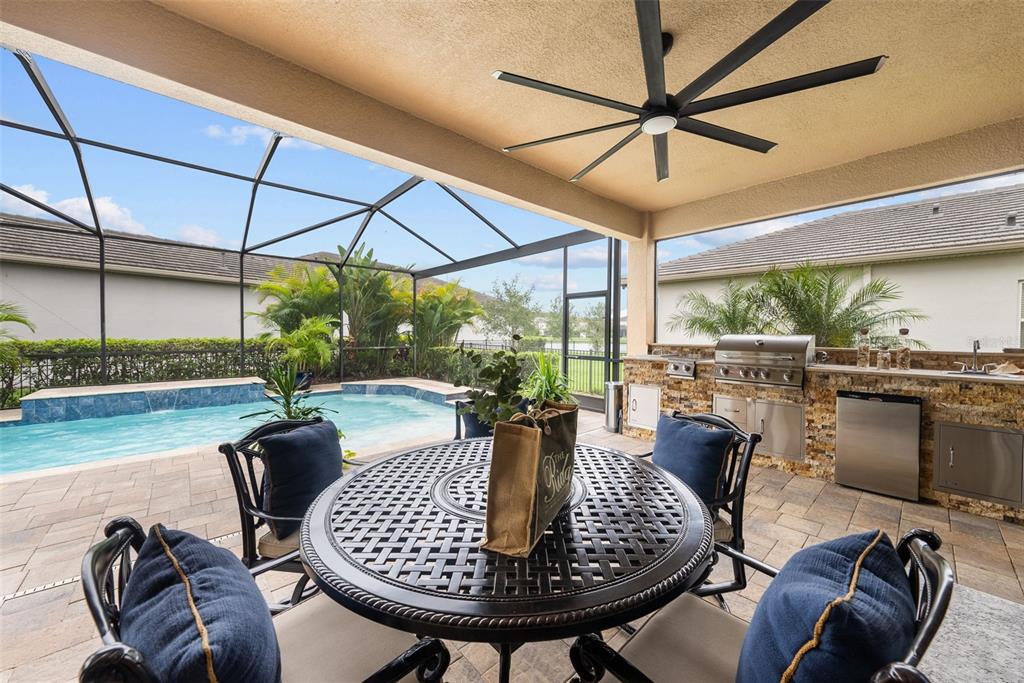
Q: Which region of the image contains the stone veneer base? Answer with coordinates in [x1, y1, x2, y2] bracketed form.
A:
[17, 380, 266, 424]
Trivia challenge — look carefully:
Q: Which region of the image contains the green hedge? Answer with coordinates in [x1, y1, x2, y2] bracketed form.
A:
[0, 338, 280, 408]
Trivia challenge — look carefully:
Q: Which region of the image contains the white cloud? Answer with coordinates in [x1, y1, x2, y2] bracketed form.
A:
[52, 196, 148, 234]
[176, 224, 238, 248]
[0, 184, 50, 216]
[520, 245, 607, 269]
[203, 124, 321, 150]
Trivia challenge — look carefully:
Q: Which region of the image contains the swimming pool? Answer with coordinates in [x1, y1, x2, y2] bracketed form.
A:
[0, 392, 453, 475]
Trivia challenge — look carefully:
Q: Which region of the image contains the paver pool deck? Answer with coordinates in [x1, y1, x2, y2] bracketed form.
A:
[1, 380, 1022, 681]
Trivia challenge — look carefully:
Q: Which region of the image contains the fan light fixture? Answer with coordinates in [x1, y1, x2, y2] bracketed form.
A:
[640, 114, 677, 136]
[493, 0, 887, 184]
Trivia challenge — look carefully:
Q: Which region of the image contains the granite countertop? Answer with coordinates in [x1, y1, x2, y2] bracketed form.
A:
[808, 364, 1024, 385]
[624, 355, 1024, 385]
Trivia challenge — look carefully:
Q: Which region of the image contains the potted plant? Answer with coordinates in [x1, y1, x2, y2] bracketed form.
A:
[521, 352, 576, 405]
[455, 337, 526, 438]
[265, 315, 337, 387]
[241, 363, 336, 422]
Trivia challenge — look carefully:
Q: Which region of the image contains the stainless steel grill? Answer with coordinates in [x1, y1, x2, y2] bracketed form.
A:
[713, 335, 815, 388]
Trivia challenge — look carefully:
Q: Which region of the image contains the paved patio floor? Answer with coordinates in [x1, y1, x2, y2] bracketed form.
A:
[1, 399, 1022, 681]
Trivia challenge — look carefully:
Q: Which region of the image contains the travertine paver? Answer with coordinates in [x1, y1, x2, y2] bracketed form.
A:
[0, 396, 1021, 681]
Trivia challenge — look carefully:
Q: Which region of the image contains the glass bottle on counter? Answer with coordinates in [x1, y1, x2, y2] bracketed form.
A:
[895, 328, 912, 370]
[876, 345, 892, 370]
[856, 327, 871, 368]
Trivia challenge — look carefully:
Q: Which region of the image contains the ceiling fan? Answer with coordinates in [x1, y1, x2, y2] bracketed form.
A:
[494, 0, 887, 183]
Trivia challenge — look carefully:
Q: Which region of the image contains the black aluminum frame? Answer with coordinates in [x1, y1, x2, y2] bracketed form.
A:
[78, 516, 451, 683]
[1, 46, 614, 383]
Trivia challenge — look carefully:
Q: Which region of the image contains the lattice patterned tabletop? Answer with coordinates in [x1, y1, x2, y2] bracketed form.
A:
[301, 438, 714, 643]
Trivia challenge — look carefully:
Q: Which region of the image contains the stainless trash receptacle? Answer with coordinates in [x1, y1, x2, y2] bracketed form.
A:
[605, 381, 623, 433]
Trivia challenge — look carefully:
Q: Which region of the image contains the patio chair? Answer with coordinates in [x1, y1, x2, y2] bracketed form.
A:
[641, 411, 761, 603]
[570, 528, 954, 683]
[219, 417, 361, 603]
[78, 516, 450, 682]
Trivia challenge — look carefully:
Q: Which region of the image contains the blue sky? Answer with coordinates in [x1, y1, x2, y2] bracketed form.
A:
[1, 51, 1020, 308]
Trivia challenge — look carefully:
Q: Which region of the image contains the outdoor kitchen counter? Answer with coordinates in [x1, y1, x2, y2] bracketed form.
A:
[622, 353, 1024, 523]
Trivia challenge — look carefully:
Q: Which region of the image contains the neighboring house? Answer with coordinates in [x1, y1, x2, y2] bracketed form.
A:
[0, 214, 488, 341]
[657, 185, 1024, 352]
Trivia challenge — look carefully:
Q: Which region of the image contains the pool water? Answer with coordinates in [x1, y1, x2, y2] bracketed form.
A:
[0, 392, 453, 475]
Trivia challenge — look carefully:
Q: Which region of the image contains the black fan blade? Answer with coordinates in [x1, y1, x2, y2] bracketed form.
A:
[502, 119, 640, 153]
[653, 133, 669, 182]
[683, 55, 887, 116]
[675, 117, 776, 153]
[570, 127, 643, 182]
[635, 0, 668, 107]
[674, 0, 829, 108]
[493, 71, 645, 115]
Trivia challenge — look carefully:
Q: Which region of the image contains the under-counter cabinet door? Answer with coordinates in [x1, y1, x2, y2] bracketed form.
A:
[626, 384, 661, 430]
[713, 395, 748, 431]
[755, 401, 805, 461]
[935, 424, 1023, 506]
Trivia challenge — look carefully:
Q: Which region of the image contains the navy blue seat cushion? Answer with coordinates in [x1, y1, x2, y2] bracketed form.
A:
[260, 419, 342, 538]
[737, 530, 916, 683]
[120, 525, 281, 683]
[652, 414, 734, 507]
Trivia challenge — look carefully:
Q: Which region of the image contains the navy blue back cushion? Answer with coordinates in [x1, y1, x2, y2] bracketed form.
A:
[652, 414, 733, 507]
[737, 530, 916, 683]
[260, 419, 342, 538]
[121, 525, 281, 683]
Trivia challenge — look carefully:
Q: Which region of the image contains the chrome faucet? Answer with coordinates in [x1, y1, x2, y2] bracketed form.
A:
[953, 340, 996, 374]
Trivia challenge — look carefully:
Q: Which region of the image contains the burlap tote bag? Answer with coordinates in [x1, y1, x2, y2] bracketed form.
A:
[481, 400, 579, 557]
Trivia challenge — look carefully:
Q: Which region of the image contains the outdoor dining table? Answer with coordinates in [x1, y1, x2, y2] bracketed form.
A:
[300, 437, 714, 683]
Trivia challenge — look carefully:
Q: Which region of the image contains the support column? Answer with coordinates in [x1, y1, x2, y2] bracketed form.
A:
[625, 214, 656, 357]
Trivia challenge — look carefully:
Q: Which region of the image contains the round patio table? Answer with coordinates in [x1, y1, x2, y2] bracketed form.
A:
[300, 437, 714, 682]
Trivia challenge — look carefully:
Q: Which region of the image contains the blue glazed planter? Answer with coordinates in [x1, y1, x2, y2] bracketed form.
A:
[461, 410, 494, 438]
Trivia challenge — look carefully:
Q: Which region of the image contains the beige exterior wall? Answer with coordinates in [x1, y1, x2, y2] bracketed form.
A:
[656, 250, 1024, 352]
[0, 261, 275, 340]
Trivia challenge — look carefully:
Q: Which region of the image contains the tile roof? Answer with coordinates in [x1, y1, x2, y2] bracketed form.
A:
[0, 214, 305, 282]
[0, 214, 489, 299]
[658, 184, 1024, 282]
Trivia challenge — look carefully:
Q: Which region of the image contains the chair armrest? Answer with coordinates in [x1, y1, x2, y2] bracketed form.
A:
[870, 663, 932, 683]
[250, 549, 302, 577]
[249, 509, 306, 523]
[715, 542, 779, 578]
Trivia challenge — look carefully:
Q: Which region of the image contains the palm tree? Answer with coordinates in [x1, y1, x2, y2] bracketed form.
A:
[758, 263, 927, 347]
[0, 302, 35, 368]
[251, 264, 338, 333]
[328, 245, 409, 375]
[400, 281, 482, 359]
[668, 281, 772, 338]
[264, 315, 338, 374]
[0, 301, 35, 341]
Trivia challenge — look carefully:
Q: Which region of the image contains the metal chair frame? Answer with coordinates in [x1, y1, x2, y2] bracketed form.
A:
[219, 417, 361, 604]
[79, 516, 450, 683]
[570, 528, 955, 683]
[641, 411, 762, 599]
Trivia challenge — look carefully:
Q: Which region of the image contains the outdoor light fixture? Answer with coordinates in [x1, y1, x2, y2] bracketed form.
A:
[640, 113, 678, 136]
[494, 0, 887, 184]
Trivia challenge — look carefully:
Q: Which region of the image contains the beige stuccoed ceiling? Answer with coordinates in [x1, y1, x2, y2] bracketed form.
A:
[153, 0, 1024, 213]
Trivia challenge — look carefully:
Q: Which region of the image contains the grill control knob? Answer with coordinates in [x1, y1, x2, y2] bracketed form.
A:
[757, 369, 770, 380]
[782, 371, 794, 382]
[739, 368, 750, 378]
[718, 367, 729, 376]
